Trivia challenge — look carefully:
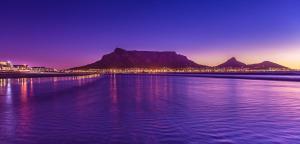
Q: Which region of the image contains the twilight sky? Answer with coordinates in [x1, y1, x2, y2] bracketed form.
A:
[0, 0, 300, 69]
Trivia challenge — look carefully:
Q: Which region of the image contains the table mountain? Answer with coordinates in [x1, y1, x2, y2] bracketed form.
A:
[74, 48, 207, 69]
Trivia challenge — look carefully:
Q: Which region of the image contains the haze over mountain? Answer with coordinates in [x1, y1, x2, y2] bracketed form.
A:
[74, 48, 207, 69]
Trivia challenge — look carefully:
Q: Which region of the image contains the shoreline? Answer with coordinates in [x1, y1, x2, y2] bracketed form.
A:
[1, 71, 300, 82]
[166, 71, 300, 76]
[163, 73, 300, 82]
[0, 72, 97, 79]
[115, 72, 300, 82]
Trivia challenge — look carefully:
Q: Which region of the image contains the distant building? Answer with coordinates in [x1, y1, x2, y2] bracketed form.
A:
[13, 64, 31, 71]
[0, 61, 13, 71]
[31, 67, 58, 72]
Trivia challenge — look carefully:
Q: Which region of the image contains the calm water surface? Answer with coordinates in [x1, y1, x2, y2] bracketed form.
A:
[1, 74, 300, 144]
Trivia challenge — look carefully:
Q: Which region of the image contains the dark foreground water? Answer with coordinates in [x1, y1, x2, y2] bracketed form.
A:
[1, 74, 300, 144]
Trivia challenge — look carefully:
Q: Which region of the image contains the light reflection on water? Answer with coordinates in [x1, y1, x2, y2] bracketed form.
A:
[110, 74, 118, 106]
[6, 79, 12, 104]
[1, 74, 300, 143]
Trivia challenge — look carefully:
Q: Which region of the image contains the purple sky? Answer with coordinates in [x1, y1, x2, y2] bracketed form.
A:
[0, 0, 300, 69]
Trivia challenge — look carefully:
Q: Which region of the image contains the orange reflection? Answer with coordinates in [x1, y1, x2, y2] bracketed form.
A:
[110, 74, 118, 105]
[29, 78, 34, 96]
[18, 79, 32, 137]
[0, 79, 7, 87]
[1, 78, 14, 136]
[20, 78, 28, 103]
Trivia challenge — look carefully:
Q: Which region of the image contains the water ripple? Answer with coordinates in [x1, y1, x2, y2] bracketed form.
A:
[1, 74, 300, 143]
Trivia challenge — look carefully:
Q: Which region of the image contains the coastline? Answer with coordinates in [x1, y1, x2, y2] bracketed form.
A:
[2, 71, 300, 82]
[167, 74, 300, 82]
[172, 71, 300, 75]
[115, 71, 300, 82]
[0, 72, 97, 79]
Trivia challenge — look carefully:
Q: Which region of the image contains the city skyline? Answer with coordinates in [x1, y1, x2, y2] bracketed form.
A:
[1, 0, 300, 69]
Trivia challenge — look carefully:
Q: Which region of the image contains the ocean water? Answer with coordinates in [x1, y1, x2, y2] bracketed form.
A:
[1, 74, 300, 144]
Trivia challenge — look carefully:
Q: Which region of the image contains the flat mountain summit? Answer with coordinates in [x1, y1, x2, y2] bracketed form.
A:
[74, 48, 207, 69]
[73, 48, 289, 70]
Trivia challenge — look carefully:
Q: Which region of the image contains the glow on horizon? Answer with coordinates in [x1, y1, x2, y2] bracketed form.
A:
[188, 43, 300, 69]
[1, 1, 300, 70]
[4, 44, 300, 70]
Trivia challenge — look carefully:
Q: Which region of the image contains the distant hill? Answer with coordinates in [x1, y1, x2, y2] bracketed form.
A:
[216, 57, 247, 69]
[247, 61, 289, 70]
[73, 48, 207, 69]
[72, 49, 290, 71]
[215, 57, 289, 70]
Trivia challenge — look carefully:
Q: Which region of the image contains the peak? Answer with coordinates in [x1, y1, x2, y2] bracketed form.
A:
[114, 48, 126, 53]
[228, 57, 237, 61]
[216, 56, 246, 68]
[261, 61, 272, 64]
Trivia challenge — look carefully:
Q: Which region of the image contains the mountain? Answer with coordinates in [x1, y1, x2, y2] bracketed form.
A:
[247, 61, 289, 70]
[215, 57, 289, 70]
[216, 57, 247, 69]
[74, 48, 207, 69]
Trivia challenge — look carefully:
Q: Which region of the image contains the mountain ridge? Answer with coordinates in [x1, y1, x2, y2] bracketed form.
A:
[74, 48, 207, 69]
[247, 61, 288, 70]
[215, 57, 289, 70]
[72, 48, 290, 70]
[216, 57, 247, 68]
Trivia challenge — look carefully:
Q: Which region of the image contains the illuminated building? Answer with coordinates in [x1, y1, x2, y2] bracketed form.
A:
[0, 61, 13, 71]
[13, 64, 31, 72]
[68, 67, 292, 74]
[31, 67, 58, 72]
